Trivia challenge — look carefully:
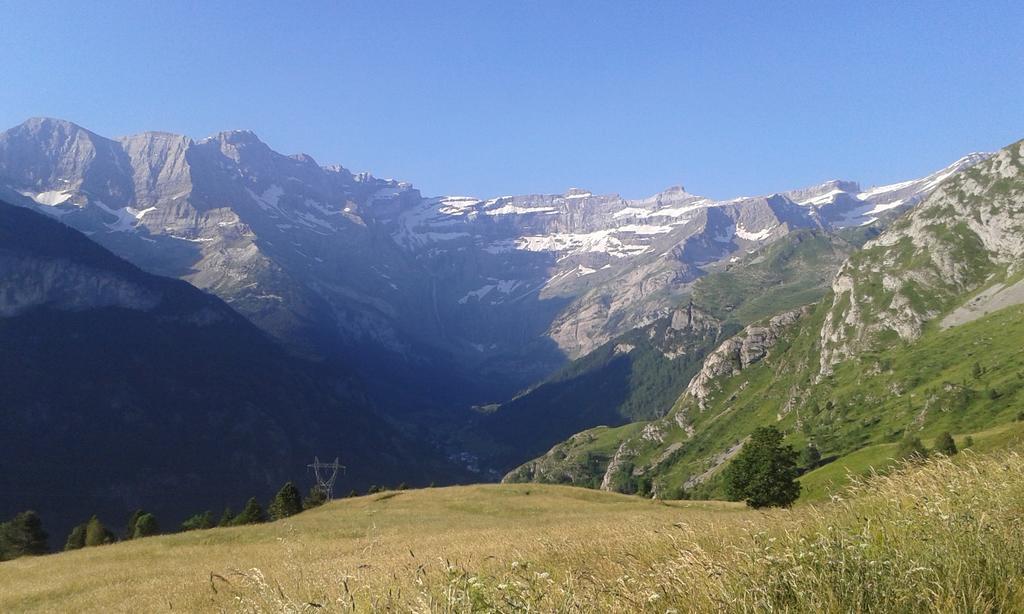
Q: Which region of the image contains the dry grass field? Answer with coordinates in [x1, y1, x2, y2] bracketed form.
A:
[0, 486, 744, 612]
[2, 450, 1023, 612]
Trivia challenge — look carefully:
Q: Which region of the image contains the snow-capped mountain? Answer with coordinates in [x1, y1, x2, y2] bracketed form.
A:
[0, 117, 989, 392]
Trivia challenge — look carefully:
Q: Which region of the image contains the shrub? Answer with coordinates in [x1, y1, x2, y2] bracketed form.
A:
[801, 443, 822, 469]
[132, 513, 159, 538]
[934, 431, 958, 456]
[895, 435, 928, 462]
[181, 511, 214, 531]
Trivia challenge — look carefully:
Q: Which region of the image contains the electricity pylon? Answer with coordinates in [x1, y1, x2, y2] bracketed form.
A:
[307, 456, 345, 500]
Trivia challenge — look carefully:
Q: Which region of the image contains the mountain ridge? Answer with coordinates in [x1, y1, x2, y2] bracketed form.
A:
[0, 118, 987, 396]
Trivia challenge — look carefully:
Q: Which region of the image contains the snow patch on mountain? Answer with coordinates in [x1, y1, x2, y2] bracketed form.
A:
[515, 230, 652, 258]
[458, 279, 524, 304]
[22, 189, 75, 206]
[735, 224, 775, 241]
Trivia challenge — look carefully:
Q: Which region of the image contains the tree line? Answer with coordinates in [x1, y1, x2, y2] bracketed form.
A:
[2, 479, 425, 561]
[1, 480, 326, 562]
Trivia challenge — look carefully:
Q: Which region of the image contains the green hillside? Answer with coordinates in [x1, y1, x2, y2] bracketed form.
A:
[692, 226, 873, 325]
[506, 139, 1024, 500]
[477, 226, 866, 476]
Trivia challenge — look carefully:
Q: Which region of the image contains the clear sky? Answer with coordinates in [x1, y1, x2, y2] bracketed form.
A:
[1, 1, 1022, 199]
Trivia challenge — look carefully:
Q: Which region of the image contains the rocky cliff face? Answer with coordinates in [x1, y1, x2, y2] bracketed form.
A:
[0, 117, 988, 397]
[819, 142, 1023, 374]
[686, 307, 809, 408]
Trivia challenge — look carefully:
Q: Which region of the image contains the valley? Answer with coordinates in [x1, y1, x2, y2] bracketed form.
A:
[2, 120, 1023, 544]
[3, 4, 1023, 612]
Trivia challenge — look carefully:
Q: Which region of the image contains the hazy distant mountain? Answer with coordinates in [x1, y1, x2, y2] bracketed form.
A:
[0, 200, 457, 541]
[0, 118, 986, 406]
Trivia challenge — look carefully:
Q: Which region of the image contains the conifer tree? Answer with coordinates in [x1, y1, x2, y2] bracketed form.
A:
[0, 511, 48, 560]
[84, 516, 114, 547]
[269, 482, 303, 520]
[64, 524, 86, 551]
[125, 509, 144, 540]
[232, 498, 266, 525]
[218, 507, 235, 527]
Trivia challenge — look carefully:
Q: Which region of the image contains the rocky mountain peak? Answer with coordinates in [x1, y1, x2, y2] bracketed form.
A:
[203, 129, 272, 164]
[289, 152, 319, 166]
[210, 128, 263, 145]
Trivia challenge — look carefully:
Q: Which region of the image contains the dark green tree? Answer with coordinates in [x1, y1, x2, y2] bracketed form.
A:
[0, 511, 48, 560]
[64, 524, 87, 551]
[268, 482, 303, 520]
[84, 516, 114, 547]
[232, 498, 266, 525]
[125, 509, 145, 540]
[895, 435, 929, 462]
[218, 507, 235, 527]
[801, 443, 822, 469]
[181, 511, 214, 532]
[724, 426, 802, 508]
[934, 431, 958, 456]
[964, 435, 975, 449]
[132, 513, 159, 538]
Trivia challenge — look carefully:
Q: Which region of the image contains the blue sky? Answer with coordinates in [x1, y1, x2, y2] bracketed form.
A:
[1, 1, 1021, 199]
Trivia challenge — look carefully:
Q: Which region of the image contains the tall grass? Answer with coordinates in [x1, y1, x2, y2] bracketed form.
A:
[227, 451, 1024, 612]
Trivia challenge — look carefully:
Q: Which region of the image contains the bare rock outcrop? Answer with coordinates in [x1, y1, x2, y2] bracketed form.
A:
[685, 307, 808, 408]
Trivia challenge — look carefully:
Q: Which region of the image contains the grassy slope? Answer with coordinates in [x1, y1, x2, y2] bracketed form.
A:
[798, 420, 1024, 501]
[0, 485, 742, 612]
[3, 449, 1024, 612]
[692, 227, 871, 325]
